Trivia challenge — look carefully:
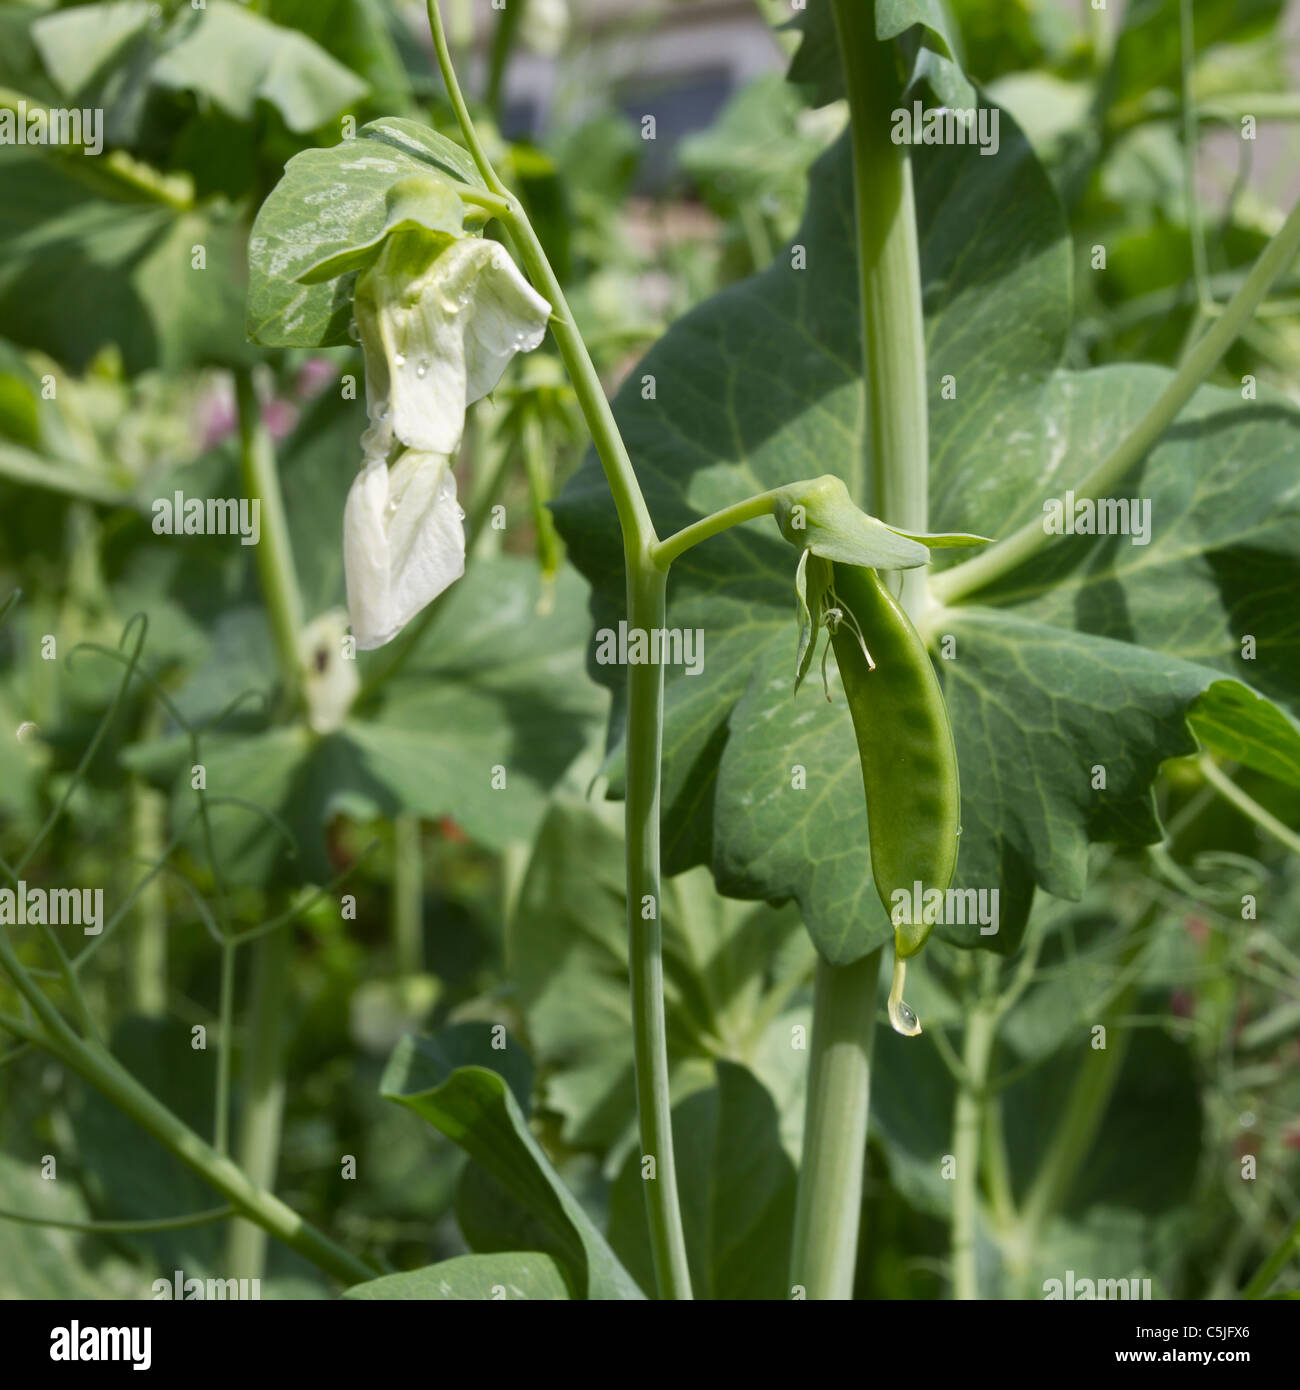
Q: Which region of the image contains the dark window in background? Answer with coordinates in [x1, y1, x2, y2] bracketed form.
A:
[502, 98, 541, 142]
[616, 68, 734, 192]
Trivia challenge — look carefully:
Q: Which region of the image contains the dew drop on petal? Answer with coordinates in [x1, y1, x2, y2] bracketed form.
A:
[393, 352, 406, 367]
[416, 360, 429, 378]
[887, 955, 922, 1037]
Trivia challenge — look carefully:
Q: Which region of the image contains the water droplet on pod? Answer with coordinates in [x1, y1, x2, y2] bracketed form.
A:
[393, 352, 406, 367]
[416, 359, 429, 378]
[347, 319, 361, 342]
[887, 955, 922, 1037]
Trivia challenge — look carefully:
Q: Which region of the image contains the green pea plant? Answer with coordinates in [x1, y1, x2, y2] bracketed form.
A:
[1, 0, 1299, 1311]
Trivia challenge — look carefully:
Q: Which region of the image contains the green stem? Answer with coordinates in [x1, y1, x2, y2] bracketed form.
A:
[789, 950, 882, 1299]
[0, 87, 193, 210]
[505, 208, 656, 546]
[0, 936, 371, 1285]
[226, 927, 292, 1280]
[485, 0, 525, 121]
[235, 370, 304, 706]
[129, 719, 168, 1016]
[1242, 1213, 1300, 1298]
[650, 489, 783, 569]
[1200, 756, 1300, 857]
[933, 193, 1300, 606]
[214, 941, 235, 1154]
[835, 2, 930, 597]
[0, 441, 139, 508]
[521, 411, 562, 581]
[1018, 994, 1134, 1243]
[1179, 0, 1211, 312]
[426, 0, 685, 1297]
[952, 1002, 997, 1300]
[624, 562, 692, 1299]
[392, 813, 423, 976]
[0, 1205, 234, 1234]
[426, 2, 508, 196]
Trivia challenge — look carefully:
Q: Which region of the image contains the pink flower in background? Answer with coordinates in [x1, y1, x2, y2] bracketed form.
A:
[261, 395, 299, 439]
[296, 356, 338, 400]
[197, 376, 238, 450]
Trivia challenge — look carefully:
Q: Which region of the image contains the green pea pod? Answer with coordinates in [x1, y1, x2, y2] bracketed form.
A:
[827, 563, 960, 960]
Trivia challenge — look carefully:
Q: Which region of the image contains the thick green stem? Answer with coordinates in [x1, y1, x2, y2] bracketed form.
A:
[787, 3, 930, 1301]
[1200, 756, 1300, 857]
[952, 1004, 997, 1300]
[426, 0, 685, 1296]
[836, 2, 930, 601]
[1018, 995, 1133, 1246]
[235, 370, 304, 705]
[129, 710, 168, 1016]
[392, 813, 424, 976]
[933, 193, 1300, 605]
[226, 928, 292, 1280]
[0, 935, 371, 1286]
[624, 561, 692, 1299]
[789, 950, 882, 1299]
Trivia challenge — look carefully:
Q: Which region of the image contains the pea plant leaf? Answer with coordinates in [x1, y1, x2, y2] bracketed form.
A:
[607, 1060, 797, 1300]
[380, 1024, 644, 1301]
[344, 1251, 570, 1300]
[124, 553, 605, 886]
[31, 0, 366, 140]
[788, 0, 976, 112]
[246, 117, 487, 348]
[553, 109, 1300, 964]
[0, 150, 254, 374]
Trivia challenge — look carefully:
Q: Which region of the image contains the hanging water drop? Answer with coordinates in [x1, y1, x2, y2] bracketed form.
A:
[887, 955, 922, 1037]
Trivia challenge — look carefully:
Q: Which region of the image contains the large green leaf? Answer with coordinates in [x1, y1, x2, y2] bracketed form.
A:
[344, 1251, 570, 1300]
[1101, 0, 1285, 111]
[607, 1061, 796, 1300]
[32, 0, 366, 137]
[125, 554, 604, 884]
[789, 0, 976, 111]
[264, 0, 415, 117]
[380, 1025, 644, 1300]
[510, 797, 812, 1155]
[553, 108, 1300, 964]
[0, 151, 254, 374]
[0, 1152, 137, 1298]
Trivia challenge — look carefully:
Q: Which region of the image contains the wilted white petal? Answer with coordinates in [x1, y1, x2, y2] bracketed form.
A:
[298, 608, 359, 734]
[355, 234, 551, 457]
[457, 240, 552, 404]
[343, 450, 466, 651]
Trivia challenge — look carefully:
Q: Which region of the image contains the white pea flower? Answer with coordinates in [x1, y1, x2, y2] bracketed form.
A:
[343, 229, 551, 650]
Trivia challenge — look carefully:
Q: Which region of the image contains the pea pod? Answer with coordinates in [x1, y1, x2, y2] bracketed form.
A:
[826, 562, 960, 961]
